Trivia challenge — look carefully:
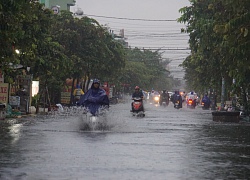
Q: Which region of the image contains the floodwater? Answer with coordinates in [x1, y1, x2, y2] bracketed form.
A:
[0, 101, 250, 180]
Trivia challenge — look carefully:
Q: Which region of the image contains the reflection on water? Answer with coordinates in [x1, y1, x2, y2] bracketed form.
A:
[0, 104, 250, 179]
[183, 122, 250, 179]
[8, 123, 23, 144]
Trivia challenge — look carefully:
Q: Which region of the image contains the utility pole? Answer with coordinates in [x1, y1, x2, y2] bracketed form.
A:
[221, 77, 225, 111]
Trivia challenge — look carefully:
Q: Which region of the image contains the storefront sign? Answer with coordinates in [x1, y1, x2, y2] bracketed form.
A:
[61, 92, 71, 104]
[0, 83, 9, 104]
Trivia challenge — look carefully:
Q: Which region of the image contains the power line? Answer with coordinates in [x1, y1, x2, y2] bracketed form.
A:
[126, 47, 190, 50]
[85, 14, 177, 22]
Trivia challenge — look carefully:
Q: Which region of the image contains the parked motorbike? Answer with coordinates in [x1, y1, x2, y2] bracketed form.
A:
[131, 97, 145, 117]
[187, 99, 196, 109]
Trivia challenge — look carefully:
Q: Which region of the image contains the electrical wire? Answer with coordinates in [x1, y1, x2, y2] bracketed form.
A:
[85, 14, 177, 22]
[82, 13, 190, 68]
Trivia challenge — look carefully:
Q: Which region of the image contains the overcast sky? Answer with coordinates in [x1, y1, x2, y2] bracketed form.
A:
[72, 0, 191, 79]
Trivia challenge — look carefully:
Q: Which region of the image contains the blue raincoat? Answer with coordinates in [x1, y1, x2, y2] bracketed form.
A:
[77, 82, 109, 115]
[202, 95, 210, 105]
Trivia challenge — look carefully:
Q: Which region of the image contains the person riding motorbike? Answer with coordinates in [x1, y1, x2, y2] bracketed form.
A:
[77, 79, 109, 115]
[131, 86, 144, 112]
[172, 90, 182, 108]
[159, 89, 169, 106]
[186, 91, 196, 108]
[201, 93, 211, 109]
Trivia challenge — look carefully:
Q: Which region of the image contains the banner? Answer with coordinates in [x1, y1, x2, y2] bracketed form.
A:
[0, 83, 9, 104]
[32, 81, 39, 97]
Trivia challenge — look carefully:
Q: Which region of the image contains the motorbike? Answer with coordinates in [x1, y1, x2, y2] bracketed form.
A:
[187, 99, 196, 109]
[131, 97, 145, 117]
[201, 101, 210, 110]
[174, 100, 181, 109]
[160, 97, 169, 107]
[153, 95, 160, 104]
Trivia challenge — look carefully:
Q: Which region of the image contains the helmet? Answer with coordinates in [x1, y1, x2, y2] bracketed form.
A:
[191, 91, 194, 95]
[135, 86, 140, 90]
[163, 89, 166, 92]
[93, 79, 100, 84]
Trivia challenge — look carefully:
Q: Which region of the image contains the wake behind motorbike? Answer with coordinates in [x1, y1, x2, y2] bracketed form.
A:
[83, 105, 109, 130]
[131, 97, 145, 117]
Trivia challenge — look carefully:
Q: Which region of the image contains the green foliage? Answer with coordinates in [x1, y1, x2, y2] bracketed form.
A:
[1, 1, 171, 105]
[179, 0, 250, 112]
[119, 48, 172, 91]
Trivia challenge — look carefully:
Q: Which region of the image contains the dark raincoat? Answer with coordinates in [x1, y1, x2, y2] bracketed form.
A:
[202, 95, 210, 105]
[77, 83, 109, 115]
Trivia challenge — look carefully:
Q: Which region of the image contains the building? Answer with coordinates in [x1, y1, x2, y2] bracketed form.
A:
[39, 0, 75, 11]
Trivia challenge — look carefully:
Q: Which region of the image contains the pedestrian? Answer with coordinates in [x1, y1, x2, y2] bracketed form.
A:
[73, 84, 84, 104]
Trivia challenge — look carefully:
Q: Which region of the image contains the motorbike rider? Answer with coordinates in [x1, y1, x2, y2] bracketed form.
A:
[172, 90, 182, 108]
[159, 89, 169, 106]
[77, 79, 109, 115]
[186, 91, 196, 107]
[202, 93, 211, 108]
[131, 86, 144, 112]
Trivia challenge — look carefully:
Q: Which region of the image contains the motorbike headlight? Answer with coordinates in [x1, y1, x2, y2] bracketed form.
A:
[154, 96, 159, 101]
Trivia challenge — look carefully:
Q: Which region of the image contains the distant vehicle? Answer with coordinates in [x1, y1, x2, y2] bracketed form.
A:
[149, 91, 160, 104]
[186, 92, 201, 106]
[131, 97, 145, 117]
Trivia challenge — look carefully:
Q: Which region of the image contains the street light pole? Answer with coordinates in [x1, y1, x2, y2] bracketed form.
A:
[221, 77, 225, 111]
[26, 66, 32, 114]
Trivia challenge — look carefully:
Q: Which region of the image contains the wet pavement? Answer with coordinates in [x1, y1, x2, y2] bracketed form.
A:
[0, 101, 250, 180]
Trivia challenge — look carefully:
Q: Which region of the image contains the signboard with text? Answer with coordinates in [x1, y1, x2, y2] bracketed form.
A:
[0, 83, 9, 104]
[61, 92, 71, 104]
[9, 96, 20, 106]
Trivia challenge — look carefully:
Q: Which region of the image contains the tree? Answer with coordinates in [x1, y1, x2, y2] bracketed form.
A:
[0, 0, 31, 73]
[119, 47, 172, 92]
[178, 0, 250, 113]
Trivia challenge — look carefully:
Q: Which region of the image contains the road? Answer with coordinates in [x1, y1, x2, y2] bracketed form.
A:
[0, 100, 250, 180]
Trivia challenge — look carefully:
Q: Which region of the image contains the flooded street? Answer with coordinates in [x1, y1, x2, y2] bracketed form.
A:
[1, 101, 250, 180]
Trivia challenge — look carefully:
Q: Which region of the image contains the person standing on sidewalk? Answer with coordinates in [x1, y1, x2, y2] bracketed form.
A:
[73, 84, 84, 104]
